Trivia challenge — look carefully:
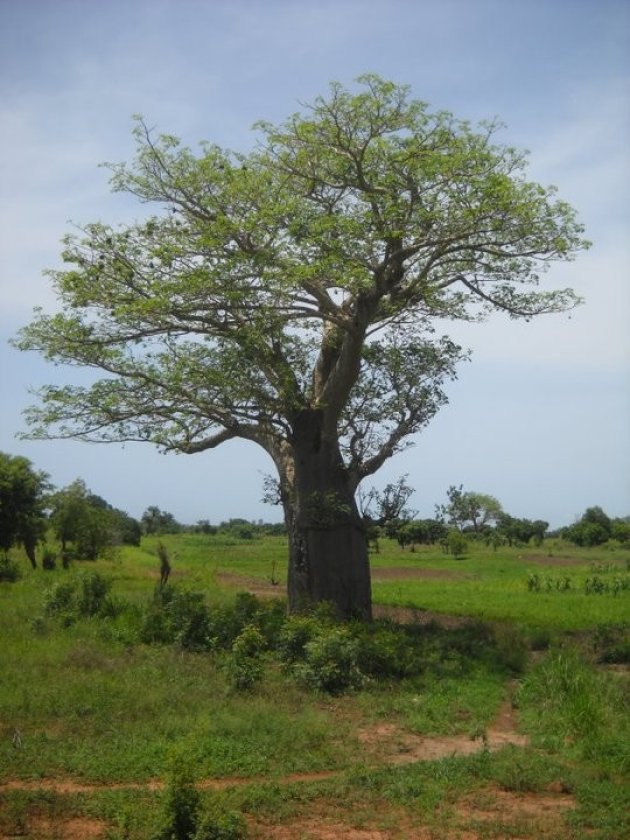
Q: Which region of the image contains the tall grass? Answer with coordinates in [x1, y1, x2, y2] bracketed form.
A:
[517, 646, 630, 773]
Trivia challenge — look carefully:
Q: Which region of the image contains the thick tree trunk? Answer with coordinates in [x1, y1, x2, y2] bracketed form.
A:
[283, 410, 372, 620]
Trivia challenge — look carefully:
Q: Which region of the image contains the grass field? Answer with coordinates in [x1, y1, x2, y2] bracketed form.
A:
[0, 534, 628, 839]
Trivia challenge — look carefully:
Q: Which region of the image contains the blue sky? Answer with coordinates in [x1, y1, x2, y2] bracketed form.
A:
[1, 0, 628, 527]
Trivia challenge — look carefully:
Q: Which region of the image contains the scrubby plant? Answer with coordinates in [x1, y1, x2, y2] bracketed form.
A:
[226, 624, 266, 692]
[76, 569, 113, 616]
[43, 577, 76, 617]
[154, 759, 200, 840]
[0, 555, 21, 582]
[277, 614, 324, 666]
[153, 757, 247, 840]
[518, 646, 630, 772]
[41, 547, 57, 570]
[593, 623, 630, 664]
[43, 570, 114, 624]
[292, 626, 366, 694]
[443, 528, 468, 558]
[141, 586, 212, 651]
[193, 811, 247, 840]
[354, 622, 427, 679]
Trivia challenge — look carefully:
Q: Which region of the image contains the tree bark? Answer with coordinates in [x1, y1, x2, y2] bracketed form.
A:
[24, 538, 37, 570]
[283, 410, 372, 620]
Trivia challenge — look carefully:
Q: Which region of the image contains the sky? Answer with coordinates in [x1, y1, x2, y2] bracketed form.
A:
[1, 0, 629, 528]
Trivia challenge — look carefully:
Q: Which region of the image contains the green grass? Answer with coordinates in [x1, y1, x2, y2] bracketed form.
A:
[0, 533, 628, 839]
[369, 540, 630, 631]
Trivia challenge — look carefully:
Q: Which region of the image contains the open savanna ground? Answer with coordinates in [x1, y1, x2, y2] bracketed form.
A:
[1, 534, 628, 839]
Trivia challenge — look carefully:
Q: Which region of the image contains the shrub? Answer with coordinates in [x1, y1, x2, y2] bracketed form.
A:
[41, 547, 57, 570]
[43, 571, 114, 624]
[226, 624, 266, 692]
[354, 623, 426, 680]
[153, 758, 247, 840]
[44, 578, 77, 618]
[154, 760, 200, 840]
[76, 570, 113, 616]
[194, 812, 247, 840]
[277, 615, 322, 666]
[292, 626, 365, 694]
[141, 586, 212, 651]
[0, 555, 22, 582]
[204, 593, 266, 650]
[444, 529, 468, 558]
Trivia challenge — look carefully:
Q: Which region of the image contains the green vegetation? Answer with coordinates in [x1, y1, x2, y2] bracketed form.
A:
[0, 451, 49, 568]
[0, 532, 628, 838]
[16, 75, 589, 618]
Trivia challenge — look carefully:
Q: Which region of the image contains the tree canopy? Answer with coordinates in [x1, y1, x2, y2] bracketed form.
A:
[50, 479, 141, 560]
[0, 452, 50, 567]
[16, 75, 589, 616]
[438, 485, 504, 533]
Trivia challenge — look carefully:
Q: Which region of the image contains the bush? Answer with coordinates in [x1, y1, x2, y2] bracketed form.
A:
[154, 760, 200, 840]
[43, 578, 77, 618]
[0, 555, 22, 582]
[141, 586, 212, 651]
[277, 615, 323, 666]
[354, 622, 426, 680]
[43, 571, 114, 624]
[226, 624, 266, 692]
[153, 758, 247, 840]
[77, 570, 113, 616]
[444, 529, 468, 558]
[292, 626, 365, 694]
[41, 547, 57, 570]
[194, 812, 247, 840]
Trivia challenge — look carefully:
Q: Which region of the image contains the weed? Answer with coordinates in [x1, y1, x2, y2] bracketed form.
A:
[154, 758, 200, 840]
[0, 554, 21, 581]
[43, 570, 115, 625]
[593, 623, 630, 664]
[518, 646, 630, 773]
[277, 614, 322, 666]
[153, 757, 248, 840]
[42, 546, 57, 570]
[141, 586, 212, 651]
[226, 625, 266, 692]
[292, 626, 366, 694]
[490, 745, 560, 792]
[193, 810, 247, 840]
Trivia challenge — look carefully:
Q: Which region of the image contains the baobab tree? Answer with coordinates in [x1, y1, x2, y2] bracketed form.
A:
[16, 76, 588, 617]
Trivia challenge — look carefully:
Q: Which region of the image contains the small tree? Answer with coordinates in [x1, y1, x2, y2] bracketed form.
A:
[17, 76, 588, 617]
[359, 475, 415, 527]
[142, 506, 182, 535]
[563, 506, 613, 547]
[50, 479, 139, 560]
[439, 485, 503, 534]
[444, 528, 469, 558]
[0, 452, 50, 568]
[497, 513, 548, 546]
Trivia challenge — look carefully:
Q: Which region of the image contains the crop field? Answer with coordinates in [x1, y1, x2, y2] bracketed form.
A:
[1, 534, 629, 839]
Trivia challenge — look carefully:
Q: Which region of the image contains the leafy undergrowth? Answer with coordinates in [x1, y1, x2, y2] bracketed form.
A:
[0, 538, 628, 838]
